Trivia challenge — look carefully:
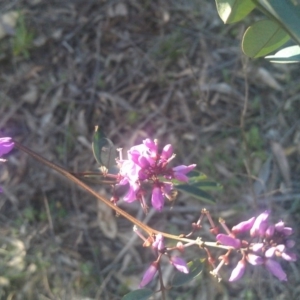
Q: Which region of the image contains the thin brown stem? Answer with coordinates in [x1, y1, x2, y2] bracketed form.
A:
[14, 140, 224, 249]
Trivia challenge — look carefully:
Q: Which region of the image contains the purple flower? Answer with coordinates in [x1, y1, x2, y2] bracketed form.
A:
[172, 164, 196, 182]
[143, 139, 157, 157]
[252, 243, 264, 252]
[117, 138, 196, 210]
[281, 251, 297, 262]
[229, 259, 246, 282]
[265, 225, 275, 237]
[170, 256, 189, 274]
[265, 259, 287, 281]
[250, 210, 270, 237]
[216, 234, 241, 249]
[152, 234, 165, 251]
[0, 137, 14, 157]
[0, 137, 14, 193]
[246, 253, 263, 265]
[139, 262, 158, 288]
[151, 186, 164, 211]
[161, 144, 173, 161]
[231, 217, 255, 234]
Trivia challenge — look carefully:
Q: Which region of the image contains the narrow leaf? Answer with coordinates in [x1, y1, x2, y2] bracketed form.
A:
[175, 184, 215, 204]
[215, 0, 256, 24]
[265, 45, 300, 63]
[122, 289, 153, 300]
[172, 259, 204, 287]
[92, 126, 117, 170]
[191, 181, 223, 191]
[242, 19, 290, 58]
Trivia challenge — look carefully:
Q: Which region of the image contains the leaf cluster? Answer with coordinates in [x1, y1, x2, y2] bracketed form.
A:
[215, 0, 300, 63]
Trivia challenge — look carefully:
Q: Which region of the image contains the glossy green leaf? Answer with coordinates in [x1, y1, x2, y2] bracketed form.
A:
[92, 126, 117, 170]
[265, 45, 300, 63]
[172, 259, 204, 287]
[122, 289, 153, 300]
[242, 19, 290, 58]
[175, 184, 215, 204]
[253, 0, 300, 45]
[215, 0, 256, 23]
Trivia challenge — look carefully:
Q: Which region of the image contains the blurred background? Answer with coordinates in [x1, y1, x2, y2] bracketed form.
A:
[0, 0, 300, 299]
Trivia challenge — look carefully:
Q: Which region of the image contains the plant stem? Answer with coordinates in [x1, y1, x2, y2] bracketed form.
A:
[14, 140, 223, 248]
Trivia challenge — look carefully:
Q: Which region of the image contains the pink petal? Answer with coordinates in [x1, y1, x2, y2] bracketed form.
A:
[0, 137, 14, 157]
[232, 217, 255, 234]
[250, 210, 270, 237]
[170, 256, 189, 274]
[151, 186, 164, 211]
[161, 144, 173, 161]
[216, 234, 241, 249]
[139, 262, 158, 288]
[229, 259, 246, 282]
[265, 259, 287, 281]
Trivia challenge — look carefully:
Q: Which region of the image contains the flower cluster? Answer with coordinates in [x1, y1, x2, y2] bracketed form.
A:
[214, 210, 296, 282]
[139, 234, 189, 288]
[0, 137, 14, 192]
[116, 139, 196, 211]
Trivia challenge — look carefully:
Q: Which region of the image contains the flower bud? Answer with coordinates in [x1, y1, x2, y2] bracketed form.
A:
[265, 259, 287, 281]
[216, 234, 241, 249]
[139, 262, 158, 288]
[152, 234, 165, 251]
[229, 259, 246, 282]
[231, 217, 255, 234]
[250, 210, 270, 237]
[161, 144, 173, 161]
[0, 137, 14, 156]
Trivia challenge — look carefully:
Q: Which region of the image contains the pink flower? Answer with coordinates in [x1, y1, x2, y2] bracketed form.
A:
[152, 234, 165, 251]
[265, 259, 287, 281]
[231, 217, 255, 234]
[246, 254, 263, 265]
[0, 137, 14, 193]
[172, 164, 196, 182]
[151, 186, 164, 211]
[250, 210, 270, 237]
[139, 262, 158, 288]
[161, 144, 173, 161]
[117, 138, 196, 210]
[216, 234, 241, 249]
[229, 259, 246, 282]
[0, 137, 14, 157]
[281, 251, 297, 262]
[143, 139, 157, 157]
[170, 256, 189, 274]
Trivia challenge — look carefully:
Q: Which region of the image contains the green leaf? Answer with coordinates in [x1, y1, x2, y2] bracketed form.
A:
[265, 45, 300, 63]
[122, 289, 154, 300]
[253, 0, 300, 46]
[215, 0, 256, 24]
[175, 184, 216, 204]
[242, 19, 290, 58]
[187, 170, 208, 181]
[92, 126, 117, 170]
[186, 170, 223, 191]
[191, 181, 223, 191]
[172, 259, 204, 287]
